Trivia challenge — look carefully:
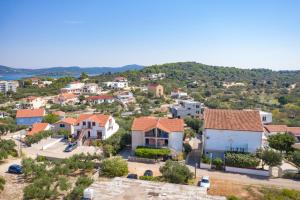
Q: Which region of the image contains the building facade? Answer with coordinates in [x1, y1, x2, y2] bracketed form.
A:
[16, 108, 46, 125]
[0, 80, 18, 93]
[147, 83, 164, 97]
[171, 100, 202, 118]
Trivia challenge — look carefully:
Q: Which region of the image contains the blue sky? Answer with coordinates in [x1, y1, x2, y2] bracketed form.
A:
[0, 0, 299, 70]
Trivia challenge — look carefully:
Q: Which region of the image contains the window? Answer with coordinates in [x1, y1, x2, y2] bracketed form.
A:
[83, 121, 86, 125]
[262, 116, 267, 121]
[196, 105, 199, 108]
[92, 122, 96, 126]
[60, 124, 65, 128]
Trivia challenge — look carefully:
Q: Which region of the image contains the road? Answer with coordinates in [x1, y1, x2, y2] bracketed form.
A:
[127, 161, 300, 190]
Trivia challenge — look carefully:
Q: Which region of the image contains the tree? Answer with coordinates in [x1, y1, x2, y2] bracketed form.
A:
[268, 133, 296, 153]
[42, 114, 60, 124]
[292, 151, 300, 168]
[184, 128, 196, 139]
[184, 117, 202, 132]
[0, 139, 17, 161]
[80, 72, 89, 80]
[65, 177, 93, 200]
[100, 157, 128, 178]
[278, 96, 288, 105]
[159, 160, 193, 184]
[261, 149, 282, 167]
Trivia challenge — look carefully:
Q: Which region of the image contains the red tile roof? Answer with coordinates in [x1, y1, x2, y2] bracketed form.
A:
[287, 127, 300, 136]
[76, 114, 110, 127]
[204, 109, 263, 132]
[87, 95, 113, 100]
[16, 108, 45, 118]
[132, 117, 184, 133]
[55, 117, 77, 125]
[264, 125, 288, 133]
[52, 111, 65, 116]
[27, 123, 49, 136]
[58, 93, 77, 100]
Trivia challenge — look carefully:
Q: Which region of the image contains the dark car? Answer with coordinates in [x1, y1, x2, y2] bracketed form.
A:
[8, 164, 23, 174]
[127, 174, 138, 179]
[64, 142, 78, 152]
[143, 170, 153, 177]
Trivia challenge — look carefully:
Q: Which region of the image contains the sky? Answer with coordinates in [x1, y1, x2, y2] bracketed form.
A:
[0, 0, 300, 70]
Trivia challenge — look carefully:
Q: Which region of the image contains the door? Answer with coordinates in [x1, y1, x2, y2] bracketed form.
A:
[88, 122, 92, 128]
[97, 131, 102, 139]
[88, 131, 91, 138]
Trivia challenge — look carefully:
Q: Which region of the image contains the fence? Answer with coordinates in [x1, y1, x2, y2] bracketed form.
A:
[128, 156, 157, 164]
[225, 166, 269, 177]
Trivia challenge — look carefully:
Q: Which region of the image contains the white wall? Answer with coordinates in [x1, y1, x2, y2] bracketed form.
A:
[168, 132, 183, 151]
[204, 129, 263, 154]
[225, 166, 269, 177]
[132, 131, 144, 150]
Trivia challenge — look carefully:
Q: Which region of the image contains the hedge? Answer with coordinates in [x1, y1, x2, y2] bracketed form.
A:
[25, 130, 55, 145]
[135, 146, 171, 159]
[225, 153, 260, 168]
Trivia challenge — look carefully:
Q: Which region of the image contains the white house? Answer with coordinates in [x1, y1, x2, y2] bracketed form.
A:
[53, 93, 78, 105]
[171, 100, 203, 119]
[131, 117, 184, 152]
[203, 109, 264, 158]
[74, 114, 119, 144]
[170, 89, 188, 99]
[103, 77, 128, 89]
[148, 73, 166, 80]
[259, 111, 272, 124]
[0, 80, 18, 93]
[82, 83, 101, 94]
[17, 96, 46, 109]
[87, 95, 114, 104]
[117, 91, 134, 104]
[60, 81, 85, 94]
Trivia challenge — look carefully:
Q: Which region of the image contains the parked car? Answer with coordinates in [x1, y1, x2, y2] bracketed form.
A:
[199, 175, 210, 190]
[127, 174, 138, 179]
[143, 170, 153, 177]
[64, 142, 78, 152]
[8, 164, 23, 174]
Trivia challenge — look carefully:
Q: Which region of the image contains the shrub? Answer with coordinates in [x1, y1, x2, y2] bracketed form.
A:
[139, 176, 160, 182]
[261, 149, 282, 167]
[183, 143, 192, 154]
[25, 130, 55, 145]
[159, 160, 193, 184]
[0, 139, 17, 161]
[225, 153, 260, 168]
[227, 195, 240, 200]
[283, 172, 300, 180]
[292, 151, 300, 168]
[212, 158, 223, 170]
[65, 176, 93, 200]
[42, 114, 60, 124]
[0, 176, 5, 191]
[268, 133, 296, 153]
[100, 157, 128, 178]
[201, 155, 211, 164]
[134, 146, 171, 159]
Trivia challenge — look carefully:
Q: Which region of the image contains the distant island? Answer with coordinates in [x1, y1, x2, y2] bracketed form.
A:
[0, 64, 144, 80]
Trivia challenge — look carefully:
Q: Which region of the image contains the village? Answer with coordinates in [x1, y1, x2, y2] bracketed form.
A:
[0, 72, 300, 200]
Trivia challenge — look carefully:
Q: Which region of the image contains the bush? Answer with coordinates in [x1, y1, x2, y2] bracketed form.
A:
[282, 172, 300, 180]
[201, 155, 211, 164]
[159, 160, 193, 184]
[268, 133, 296, 153]
[0, 139, 17, 161]
[139, 176, 160, 182]
[225, 153, 260, 168]
[65, 176, 93, 200]
[25, 130, 55, 145]
[42, 114, 60, 124]
[0, 176, 5, 191]
[227, 195, 240, 200]
[134, 146, 171, 159]
[261, 149, 282, 167]
[183, 143, 192, 154]
[212, 158, 223, 170]
[100, 157, 128, 178]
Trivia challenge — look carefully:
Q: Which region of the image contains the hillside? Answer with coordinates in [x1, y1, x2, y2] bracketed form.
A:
[0, 64, 144, 78]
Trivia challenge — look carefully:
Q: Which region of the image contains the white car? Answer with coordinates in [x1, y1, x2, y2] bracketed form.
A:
[199, 175, 210, 190]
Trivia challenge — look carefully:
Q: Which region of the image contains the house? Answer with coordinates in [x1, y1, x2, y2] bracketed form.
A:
[170, 88, 188, 99]
[117, 91, 134, 104]
[187, 81, 199, 88]
[148, 73, 166, 80]
[147, 83, 164, 97]
[104, 77, 128, 89]
[17, 96, 46, 109]
[287, 127, 300, 142]
[60, 81, 85, 94]
[41, 80, 53, 87]
[0, 111, 9, 118]
[171, 100, 203, 119]
[82, 83, 101, 94]
[28, 77, 40, 86]
[16, 108, 46, 125]
[203, 109, 264, 158]
[53, 93, 78, 105]
[53, 117, 77, 135]
[74, 114, 119, 144]
[52, 111, 66, 119]
[131, 117, 184, 152]
[87, 95, 114, 105]
[27, 123, 50, 136]
[0, 80, 18, 93]
[259, 111, 272, 124]
[264, 125, 288, 136]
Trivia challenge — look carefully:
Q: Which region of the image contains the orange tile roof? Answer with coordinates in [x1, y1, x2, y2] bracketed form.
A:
[132, 117, 184, 133]
[52, 111, 65, 116]
[287, 127, 300, 135]
[59, 93, 77, 100]
[204, 109, 263, 132]
[76, 114, 110, 127]
[27, 123, 49, 136]
[87, 95, 113, 100]
[23, 96, 38, 101]
[264, 125, 288, 133]
[55, 117, 77, 125]
[16, 108, 45, 118]
[147, 83, 161, 89]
